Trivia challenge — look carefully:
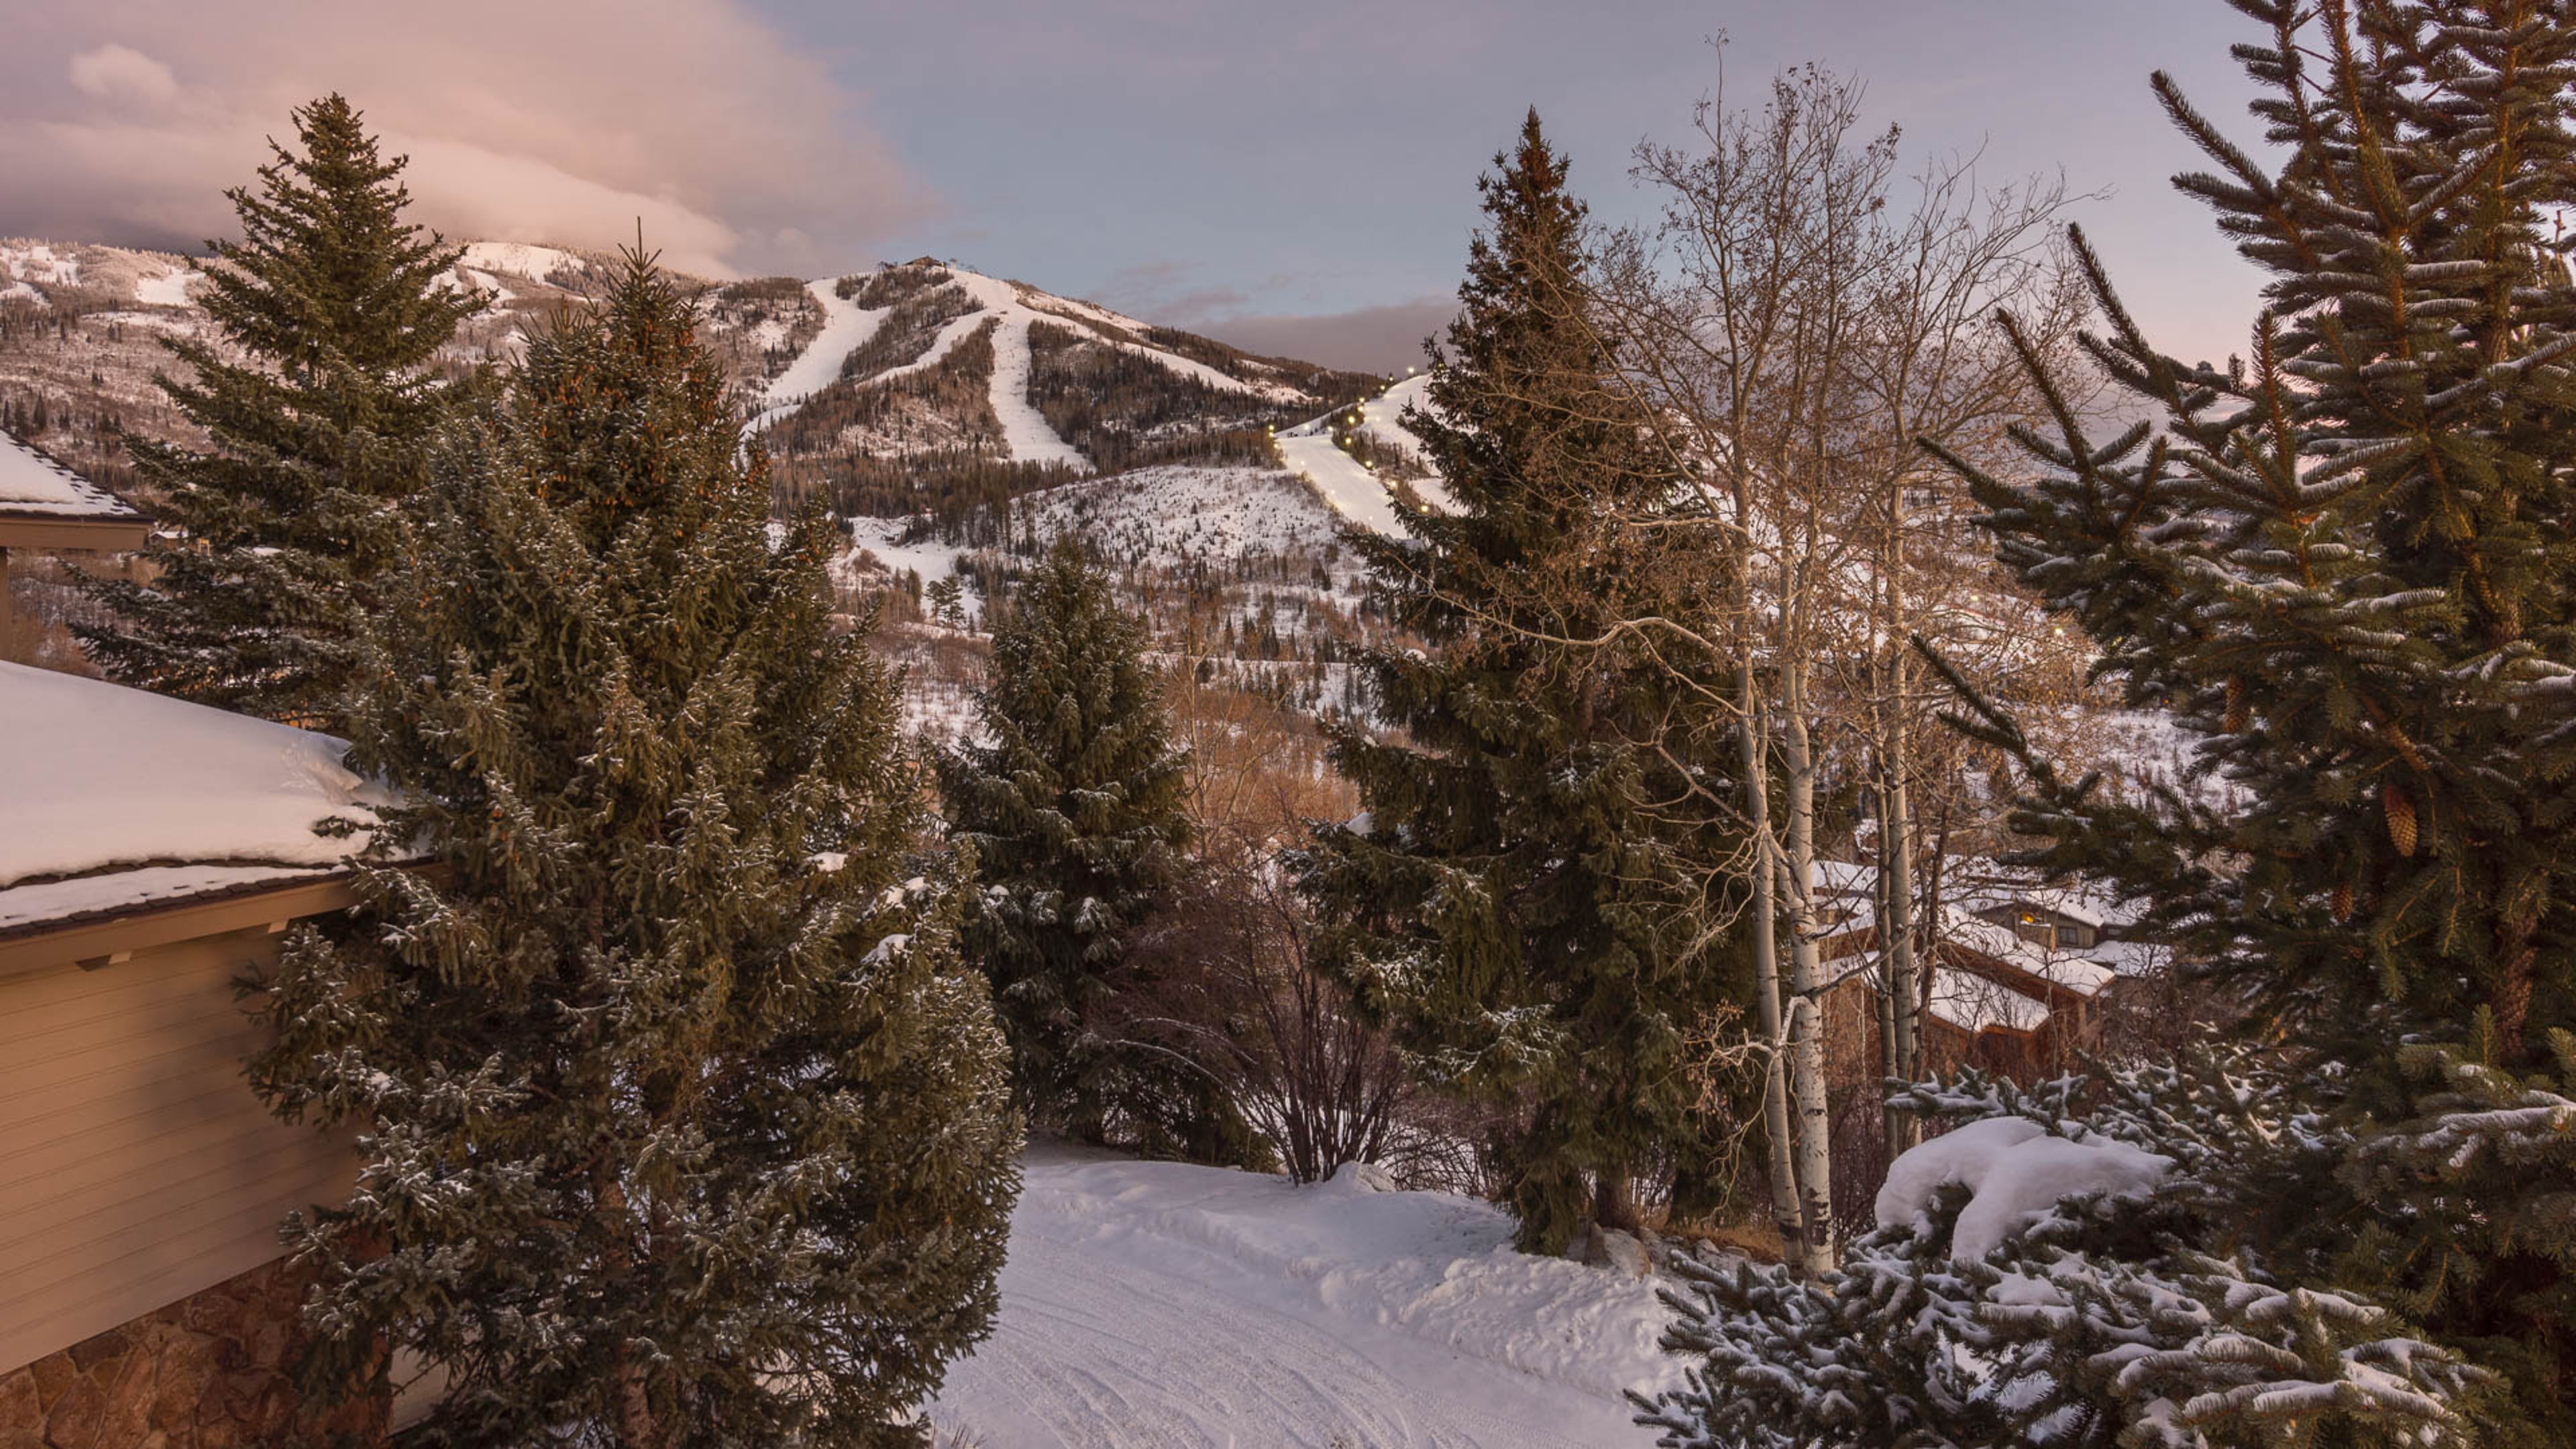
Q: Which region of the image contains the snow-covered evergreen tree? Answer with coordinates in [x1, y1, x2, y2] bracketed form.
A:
[80, 95, 478, 733]
[1640, 1046, 2505, 1448]
[1648, 1, 2576, 1441]
[938, 538, 1196, 1146]
[248, 254, 1019, 1448]
[1917, 0, 2576, 1428]
[1299, 111, 1744, 1250]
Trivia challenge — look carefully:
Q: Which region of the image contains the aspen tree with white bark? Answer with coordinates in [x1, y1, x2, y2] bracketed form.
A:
[1566, 61, 2088, 1270]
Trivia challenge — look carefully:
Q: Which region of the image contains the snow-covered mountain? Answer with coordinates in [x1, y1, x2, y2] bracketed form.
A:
[0, 237, 1385, 519]
[0, 234, 1426, 708]
[749, 260, 1318, 455]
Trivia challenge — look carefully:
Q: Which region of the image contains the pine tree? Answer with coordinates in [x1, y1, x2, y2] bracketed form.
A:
[925, 574, 965, 629]
[1640, 1046, 2506, 1448]
[938, 538, 1194, 1145]
[1297, 111, 1742, 1251]
[1909, 0, 2576, 1428]
[80, 95, 479, 733]
[1644, 4, 2576, 1442]
[248, 254, 1019, 1448]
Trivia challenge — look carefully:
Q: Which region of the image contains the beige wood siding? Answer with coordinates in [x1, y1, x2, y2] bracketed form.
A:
[0, 926, 355, 1375]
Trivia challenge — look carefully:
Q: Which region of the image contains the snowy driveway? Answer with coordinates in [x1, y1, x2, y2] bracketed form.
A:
[928, 1147, 1679, 1449]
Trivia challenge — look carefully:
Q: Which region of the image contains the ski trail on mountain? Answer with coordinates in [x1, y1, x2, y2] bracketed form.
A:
[1277, 423, 1409, 537]
[1275, 374, 1450, 537]
[749, 277, 887, 431]
[749, 263, 1318, 458]
[987, 313, 1089, 469]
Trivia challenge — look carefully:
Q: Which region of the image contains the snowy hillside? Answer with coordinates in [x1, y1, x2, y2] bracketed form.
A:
[748, 259, 1377, 515]
[1016, 464, 1348, 567]
[927, 1147, 1682, 1448]
[0, 235, 816, 491]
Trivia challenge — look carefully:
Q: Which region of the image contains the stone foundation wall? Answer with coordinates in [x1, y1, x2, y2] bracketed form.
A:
[0, 1257, 381, 1449]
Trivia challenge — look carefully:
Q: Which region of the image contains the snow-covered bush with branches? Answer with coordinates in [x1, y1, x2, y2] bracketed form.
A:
[1634, 1044, 2499, 1448]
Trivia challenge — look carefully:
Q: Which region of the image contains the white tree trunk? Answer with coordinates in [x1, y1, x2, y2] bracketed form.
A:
[1878, 511, 1923, 1157]
[1778, 659, 1835, 1275]
[1738, 653, 1810, 1267]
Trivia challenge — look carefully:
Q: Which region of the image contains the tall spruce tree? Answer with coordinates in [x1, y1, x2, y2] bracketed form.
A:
[1299, 111, 1742, 1251]
[248, 254, 1019, 1449]
[1646, 3, 2576, 1444]
[1921, 0, 2576, 1426]
[80, 95, 478, 733]
[938, 539, 1195, 1146]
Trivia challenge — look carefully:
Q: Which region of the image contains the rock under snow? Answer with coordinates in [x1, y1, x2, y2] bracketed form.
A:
[1578, 1227, 1654, 1279]
[1325, 1160, 1399, 1193]
[1874, 1116, 2171, 1263]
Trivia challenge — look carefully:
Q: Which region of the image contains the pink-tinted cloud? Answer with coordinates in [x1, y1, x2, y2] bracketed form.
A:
[66, 45, 179, 107]
[0, 0, 933, 278]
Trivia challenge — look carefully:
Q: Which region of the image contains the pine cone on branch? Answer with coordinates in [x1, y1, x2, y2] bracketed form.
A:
[2383, 782, 2418, 859]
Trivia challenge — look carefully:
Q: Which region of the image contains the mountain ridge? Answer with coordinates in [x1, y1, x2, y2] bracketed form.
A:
[0, 235, 1389, 525]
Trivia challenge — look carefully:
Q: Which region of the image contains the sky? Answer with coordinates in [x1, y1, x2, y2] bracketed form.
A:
[0, 1, 2275, 373]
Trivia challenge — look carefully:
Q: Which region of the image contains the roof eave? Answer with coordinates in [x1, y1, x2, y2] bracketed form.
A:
[0, 863, 444, 983]
[0, 514, 154, 551]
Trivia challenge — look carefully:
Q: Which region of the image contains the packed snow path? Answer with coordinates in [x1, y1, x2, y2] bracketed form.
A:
[929, 1147, 1679, 1448]
[748, 277, 888, 431]
[1275, 374, 1451, 538]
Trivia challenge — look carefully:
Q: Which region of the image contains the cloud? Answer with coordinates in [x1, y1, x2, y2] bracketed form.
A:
[0, 1, 934, 278]
[1101, 260, 1454, 374]
[1197, 300, 1459, 375]
[1100, 260, 1250, 321]
[67, 46, 178, 107]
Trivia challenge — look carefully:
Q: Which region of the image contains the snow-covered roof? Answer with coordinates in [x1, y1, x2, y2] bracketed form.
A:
[1950, 870, 2142, 931]
[0, 863, 337, 935]
[1942, 914, 2118, 998]
[0, 662, 386, 932]
[1927, 965, 2051, 1035]
[1811, 859, 1876, 896]
[0, 430, 146, 522]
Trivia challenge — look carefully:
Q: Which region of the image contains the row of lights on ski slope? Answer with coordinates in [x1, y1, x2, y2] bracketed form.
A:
[1269, 365, 1417, 513]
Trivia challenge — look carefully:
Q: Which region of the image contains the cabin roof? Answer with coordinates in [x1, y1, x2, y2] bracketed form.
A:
[0, 662, 388, 938]
[0, 430, 146, 523]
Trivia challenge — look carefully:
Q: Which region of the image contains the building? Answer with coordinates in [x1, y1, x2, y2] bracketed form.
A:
[0, 661, 389, 1448]
[1811, 862, 2157, 1083]
[0, 431, 150, 664]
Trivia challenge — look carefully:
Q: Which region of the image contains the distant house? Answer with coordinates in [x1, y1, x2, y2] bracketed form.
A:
[1809, 862, 2155, 1083]
[0, 661, 390, 1446]
[0, 430, 150, 663]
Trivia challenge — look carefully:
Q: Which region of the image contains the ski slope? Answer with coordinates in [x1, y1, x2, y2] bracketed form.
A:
[855, 272, 1092, 468]
[1275, 373, 1450, 537]
[133, 265, 201, 307]
[749, 277, 890, 431]
[985, 310, 1089, 469]
[456, 241, 588, 284]
[928, 1147, 1680, 1449]
[749, 262, 1324, 466]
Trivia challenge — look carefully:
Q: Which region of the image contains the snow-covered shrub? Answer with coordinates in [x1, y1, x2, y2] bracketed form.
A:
[1635, 1044, 2496, 1448]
